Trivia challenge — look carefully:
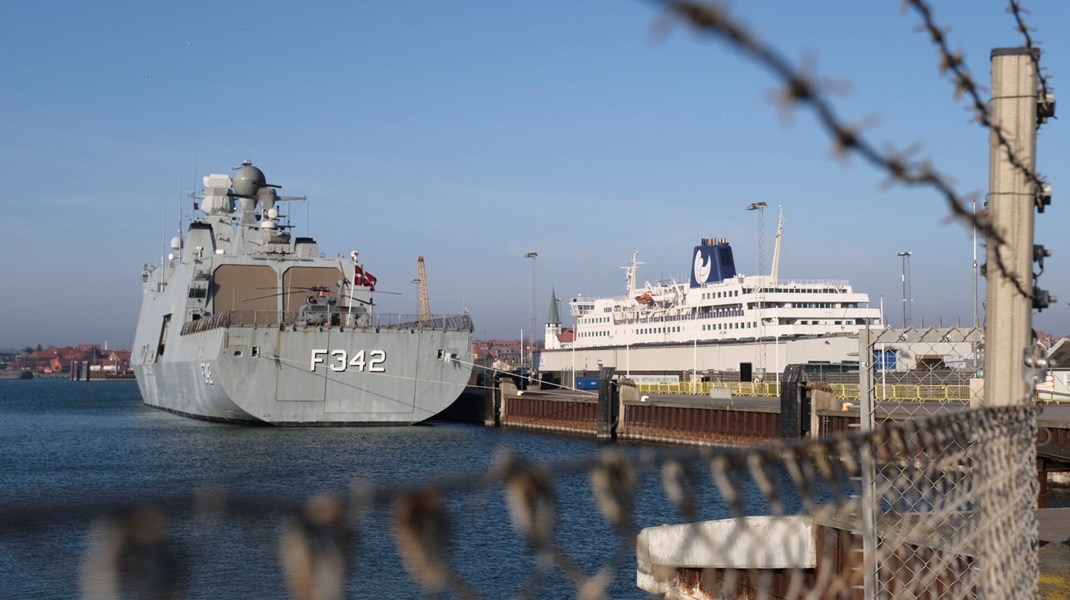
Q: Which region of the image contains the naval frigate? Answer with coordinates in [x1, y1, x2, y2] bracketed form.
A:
[132, 162, 473, 424]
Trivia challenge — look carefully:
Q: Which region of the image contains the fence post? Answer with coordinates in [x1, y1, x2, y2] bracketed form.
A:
[981, 47, 1046, 598]
[983, 48, 1039, 406]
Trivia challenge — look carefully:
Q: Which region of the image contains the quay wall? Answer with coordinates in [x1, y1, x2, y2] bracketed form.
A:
[621, 402, 780, 445]
[501, 393, 599, 436]
[491, 374, 863, 444]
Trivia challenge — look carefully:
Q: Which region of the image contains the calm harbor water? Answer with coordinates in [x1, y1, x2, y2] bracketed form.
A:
[0, 379, 752, 599]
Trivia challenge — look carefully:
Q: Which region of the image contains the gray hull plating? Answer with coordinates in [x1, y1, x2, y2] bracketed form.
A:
[134, 327, 471, 424]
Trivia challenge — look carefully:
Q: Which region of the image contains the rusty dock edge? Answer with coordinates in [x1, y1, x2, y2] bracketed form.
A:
[489, 374, 855, 445]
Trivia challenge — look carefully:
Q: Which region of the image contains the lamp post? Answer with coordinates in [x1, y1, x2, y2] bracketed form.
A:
[525, 251, 538, 370]
[746, 201, 768, 380]
[897, 251, 912, 328]
[411, 278, 421, 315]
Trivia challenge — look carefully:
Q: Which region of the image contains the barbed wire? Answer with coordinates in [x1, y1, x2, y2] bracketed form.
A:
[1007, 0, 1053, 110]
[904, 0, 1049, 208]
[652, 0, 1036, 300]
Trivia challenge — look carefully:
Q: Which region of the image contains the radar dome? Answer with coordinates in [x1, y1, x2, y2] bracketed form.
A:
[232, 161, 266, 197]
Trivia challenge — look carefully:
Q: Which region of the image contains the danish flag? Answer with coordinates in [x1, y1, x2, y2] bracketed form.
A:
[354, 264, 377, 291]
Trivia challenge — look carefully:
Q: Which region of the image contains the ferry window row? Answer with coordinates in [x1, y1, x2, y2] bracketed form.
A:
[742, 288, 843, 294]
[700, 290, 739, 300]
[698, 308, 744, 318]
[746, 301, 847, 310]
[581, 316, 611, 324]
[635, 326, 682, 335]
[790, 302, 837, 309]
[579, 330, 610, 338]
[702, 322, 756, 331]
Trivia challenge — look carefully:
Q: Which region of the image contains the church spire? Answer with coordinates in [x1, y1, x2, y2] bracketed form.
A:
[547, 287, 560, 325]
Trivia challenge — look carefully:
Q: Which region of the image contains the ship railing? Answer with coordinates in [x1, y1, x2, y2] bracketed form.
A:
[633, 381, 977, 403]
[371, 313, 474, 332]
[181, 310, 473, 334]
[634, 381, 782, 397]
[617, 309, 745, 324]
[179, 311, 232, 335]
[702, 277, 851, 289]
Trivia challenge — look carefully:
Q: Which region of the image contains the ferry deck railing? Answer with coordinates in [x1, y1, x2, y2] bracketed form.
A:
[632, 381, 995, 403]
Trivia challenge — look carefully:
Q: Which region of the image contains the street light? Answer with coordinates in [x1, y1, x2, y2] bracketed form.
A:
[745, 202, 768, 277]
[411, 278, 422, 315]
[897, 251, 912, 328]
[746, 201, 768, 380]
[525, 251, 538, 370]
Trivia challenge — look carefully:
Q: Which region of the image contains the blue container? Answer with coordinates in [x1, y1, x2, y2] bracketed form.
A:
[575, 377, 600, 390]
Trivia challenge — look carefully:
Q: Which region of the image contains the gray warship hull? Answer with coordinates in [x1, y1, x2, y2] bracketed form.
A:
[132, 162, 473, 425]
[134, 322, 472, 425]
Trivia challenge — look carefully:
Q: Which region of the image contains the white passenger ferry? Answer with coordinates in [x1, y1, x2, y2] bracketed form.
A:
[541, 216, 883, 378]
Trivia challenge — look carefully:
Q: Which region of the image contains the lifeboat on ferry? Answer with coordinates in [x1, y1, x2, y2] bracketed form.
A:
[634, 291, 654, 305]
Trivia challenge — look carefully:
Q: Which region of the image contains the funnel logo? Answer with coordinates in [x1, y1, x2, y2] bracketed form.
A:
[693, 250, 712, 284]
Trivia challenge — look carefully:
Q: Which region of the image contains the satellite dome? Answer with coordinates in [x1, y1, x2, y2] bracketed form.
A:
[232, 161, 266, 197]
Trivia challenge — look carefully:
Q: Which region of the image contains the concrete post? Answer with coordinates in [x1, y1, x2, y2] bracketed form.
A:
[983, 48, 1038, 407]
[617, 378, 638, 438]
[980, 47, 1043, 600]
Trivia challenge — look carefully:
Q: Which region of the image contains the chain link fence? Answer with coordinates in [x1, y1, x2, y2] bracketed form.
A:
[857, 327, 1038, 599]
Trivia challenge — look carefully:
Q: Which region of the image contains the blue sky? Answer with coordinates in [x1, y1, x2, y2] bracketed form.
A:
[2, 1, 1068, 349]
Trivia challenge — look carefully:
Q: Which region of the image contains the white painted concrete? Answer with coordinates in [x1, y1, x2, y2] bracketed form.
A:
[637, 516, 815, 571]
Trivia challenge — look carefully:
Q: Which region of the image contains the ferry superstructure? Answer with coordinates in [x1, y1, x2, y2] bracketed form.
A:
[132, 162, 473, 424]
[541, 221, 882, 377]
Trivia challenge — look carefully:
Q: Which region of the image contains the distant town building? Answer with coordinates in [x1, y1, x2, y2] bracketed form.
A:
[11, 345, 131, 375]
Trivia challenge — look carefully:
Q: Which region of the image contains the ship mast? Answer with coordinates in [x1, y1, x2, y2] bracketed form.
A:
[770, 208, 784, 284]
[623, 249, 644, 293]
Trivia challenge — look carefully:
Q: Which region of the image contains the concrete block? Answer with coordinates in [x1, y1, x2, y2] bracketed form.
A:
[498, 377, 520, 398]
[970, 377, 984, 408]
[637, 516, 815, 572]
